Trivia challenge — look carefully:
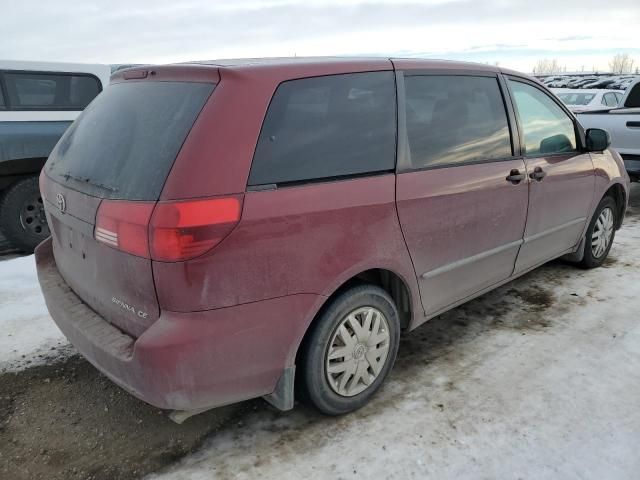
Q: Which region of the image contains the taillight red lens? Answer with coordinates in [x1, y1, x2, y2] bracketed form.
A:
[95, 196, 242, 261]
[95, 200, 155, 257]
[149, 196, 242, 262]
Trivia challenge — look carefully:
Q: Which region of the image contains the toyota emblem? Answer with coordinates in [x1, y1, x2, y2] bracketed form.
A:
[56, 193, 66, 213]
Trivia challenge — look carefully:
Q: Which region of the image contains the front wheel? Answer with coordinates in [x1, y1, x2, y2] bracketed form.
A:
[0, 177, 50, 253]
[580, 195, 617, 269]
[298, 284, 400, 415]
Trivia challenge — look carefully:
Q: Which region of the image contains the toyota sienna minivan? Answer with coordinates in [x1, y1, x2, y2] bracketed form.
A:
[36, 58, 630, 416]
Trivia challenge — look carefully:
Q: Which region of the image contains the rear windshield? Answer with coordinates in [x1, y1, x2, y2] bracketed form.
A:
[557, 92, 595, 106]
[46, 81, 214, 200]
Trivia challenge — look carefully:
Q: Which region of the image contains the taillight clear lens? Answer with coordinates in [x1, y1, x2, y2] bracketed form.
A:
[149, 196, 242, 262]
[95, 200, 155, 257]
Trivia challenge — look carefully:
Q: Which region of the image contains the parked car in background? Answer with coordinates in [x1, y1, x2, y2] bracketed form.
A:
[541, 75, 565, 85]
[582, 78, 617, 89]
[577, 79, 640, 181]
[538, 74, 640, 91]
[608, 77, 637, 91]
[110, 63, 143, 74]
[567, 77, 599, 89]
[0, 60, 110, 251]
[553, 89, 623, 112]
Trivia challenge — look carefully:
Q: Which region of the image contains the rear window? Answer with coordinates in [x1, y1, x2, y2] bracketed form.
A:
[602, 92, 618, 107]
[557, 92, 595, 106]
[4, 72, 102, 110]
[248, 71, 396, 186]
[46, 81, 214, 200]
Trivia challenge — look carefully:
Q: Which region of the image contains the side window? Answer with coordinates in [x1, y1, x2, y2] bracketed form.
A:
[248, 71, 396, 186]
[615, 92, 623, 104]
[508, 80, 577, 156]
[0, 81, 5, 109]
[4, 72, 101, 110]
[602, 93, 617, 107]
[625, 83, 640, 108]
[403, 75, 512, 168]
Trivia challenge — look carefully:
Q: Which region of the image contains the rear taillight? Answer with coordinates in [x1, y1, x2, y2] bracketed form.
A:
[95, 200, 155, 257]
[94, 196, 242, 262]
[149, 196, 242, 262]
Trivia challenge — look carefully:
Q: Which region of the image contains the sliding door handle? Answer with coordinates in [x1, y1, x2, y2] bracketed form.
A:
[529, 166, 546, 181]
[506, 169, 525, 184]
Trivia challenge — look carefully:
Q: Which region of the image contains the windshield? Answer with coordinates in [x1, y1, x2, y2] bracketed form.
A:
[46, 81, 214, 200]
[557, 92, 596, 106]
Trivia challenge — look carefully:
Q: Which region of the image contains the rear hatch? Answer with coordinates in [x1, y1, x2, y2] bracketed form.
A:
[41, 77, 215, 337]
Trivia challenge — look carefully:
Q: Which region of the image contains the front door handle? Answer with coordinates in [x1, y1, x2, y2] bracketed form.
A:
[529, 166, 546, 181]
[506, 169, 525, 184]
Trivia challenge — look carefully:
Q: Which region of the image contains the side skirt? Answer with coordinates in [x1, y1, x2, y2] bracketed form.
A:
[409, 246, 575, 331]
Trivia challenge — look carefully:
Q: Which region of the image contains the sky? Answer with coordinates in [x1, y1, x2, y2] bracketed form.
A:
[2, 0, 640, 73]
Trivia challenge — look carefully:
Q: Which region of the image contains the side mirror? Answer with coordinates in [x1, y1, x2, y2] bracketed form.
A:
[585, 128, 611, 152]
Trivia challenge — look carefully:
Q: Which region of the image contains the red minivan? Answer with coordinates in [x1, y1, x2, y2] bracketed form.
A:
[36, 58, 630, 416]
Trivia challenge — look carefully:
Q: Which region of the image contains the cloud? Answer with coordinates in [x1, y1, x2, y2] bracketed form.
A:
[1, 0, 639, 72]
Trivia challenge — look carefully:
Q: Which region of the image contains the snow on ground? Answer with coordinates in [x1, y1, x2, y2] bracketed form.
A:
[1, 188, 639, 478]
[150, 203, 640, 479]
[0, 255, 69, 372]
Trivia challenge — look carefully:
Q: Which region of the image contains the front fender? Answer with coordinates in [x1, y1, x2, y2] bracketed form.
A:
[590, 148, 631, 226]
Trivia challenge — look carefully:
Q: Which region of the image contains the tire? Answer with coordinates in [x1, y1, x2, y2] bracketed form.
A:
[0, 176, 50, 253]
[580, 195, 617, 269]
[298, 284, 401, 415]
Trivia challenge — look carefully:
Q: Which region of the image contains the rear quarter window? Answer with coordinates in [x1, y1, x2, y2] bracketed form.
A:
[4, 72, 101, 110]
[248, 71, 396, 186]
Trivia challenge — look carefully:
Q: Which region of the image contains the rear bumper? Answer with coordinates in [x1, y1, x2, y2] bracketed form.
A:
[35, 238, 322, 410]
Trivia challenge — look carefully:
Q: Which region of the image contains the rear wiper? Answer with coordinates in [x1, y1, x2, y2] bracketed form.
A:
[62, 172, 119, 192]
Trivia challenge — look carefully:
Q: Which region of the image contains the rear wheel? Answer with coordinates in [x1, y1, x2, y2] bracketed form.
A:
[580, 195, 617, 269]
[298, 284, 400, 415]
[0, 177, 50, 253]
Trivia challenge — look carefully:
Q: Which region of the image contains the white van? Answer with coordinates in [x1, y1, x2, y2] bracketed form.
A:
[0, 60, 110, 251]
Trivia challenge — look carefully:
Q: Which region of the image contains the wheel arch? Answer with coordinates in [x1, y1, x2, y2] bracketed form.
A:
[293, 267, 413, 368]
[324, 267, 413, 328]
[603, 182, 626, 229]
[274, 267, 412, 411]
[0, 158, 47, 192]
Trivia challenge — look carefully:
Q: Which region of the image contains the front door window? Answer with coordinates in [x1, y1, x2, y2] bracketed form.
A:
[508, 80, 577, 156]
